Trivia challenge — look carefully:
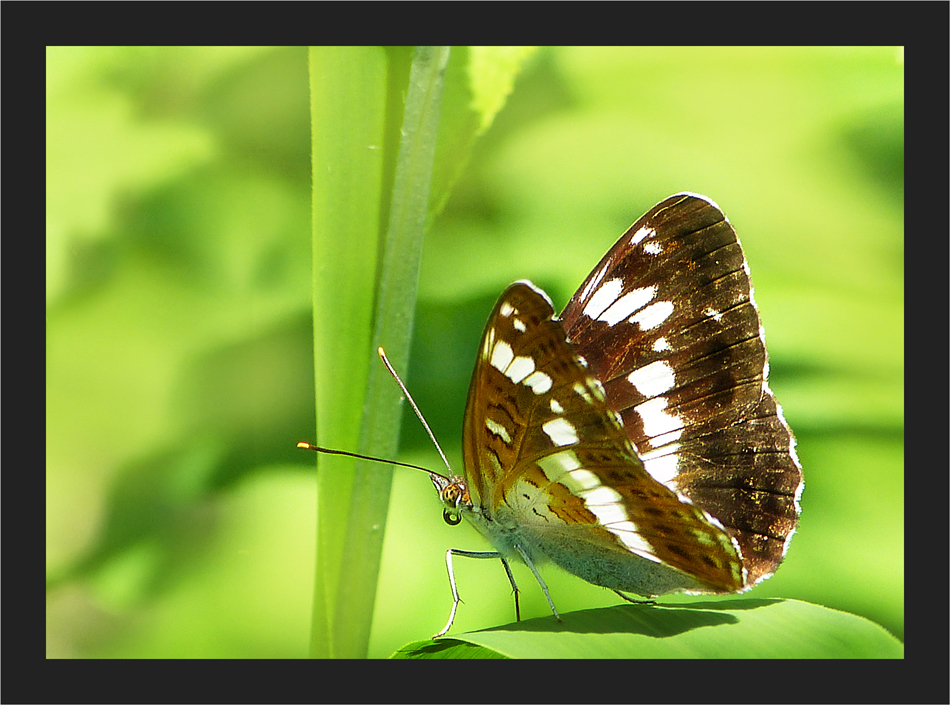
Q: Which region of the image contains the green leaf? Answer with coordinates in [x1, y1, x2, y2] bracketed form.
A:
[392, 599, 904, 659]
[309, 45, 391, 660]
[307, 46, 535, 659]
[427, 46, 536, 220]
[308, 46, 449, 658]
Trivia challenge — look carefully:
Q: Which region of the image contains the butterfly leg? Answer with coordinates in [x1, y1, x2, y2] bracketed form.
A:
[515, 545, 561, 623]
[496, 555, 522, 622]
[612, 589, 656, 605]
[434, 549, 509, 638]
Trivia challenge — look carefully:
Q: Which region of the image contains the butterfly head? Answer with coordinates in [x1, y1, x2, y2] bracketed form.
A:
[428, 471, 472, 526]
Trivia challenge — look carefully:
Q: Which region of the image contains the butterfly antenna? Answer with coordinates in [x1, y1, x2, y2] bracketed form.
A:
[377, 346, 455, 477]
[295, 442, 448, 479]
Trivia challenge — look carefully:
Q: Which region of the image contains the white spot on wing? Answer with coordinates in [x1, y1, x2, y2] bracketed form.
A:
[573, 378, 606, 404]
[553, 469, 639, 540]
[481, 326, 496, 359]
[573, 381, 593, 404]
[630, 300, 674, 330]
[630, 225, 655, 245]
[490, 343, 547, 392]
[610, 521, 661, 561]
[506, 355, 535, 384]
[579, 487, 624, 516]
[513, 318, 526, 332]
[652, 337, 671, 353]
[596, 286, 656, 326]
[523, 370, 552, 394]
[571, 484, 627, 506]
[560, 467, 600, 492]
[537, 450, 582, 481]
[550, 398, 564, 414]
[646, 428, 684, 448]
[490, 339, 513, 372]
[640, 450, 680, 486]
[485, 418, 512, 444]
[590, 378, 606, 401]
[634, 396, 685, 438]
[582, 277, 623, 320]
[627, 360, 676, 398]
[643, 241, 662, 255]
[542, 418, 579, 447]
[579, 262, 609, 303]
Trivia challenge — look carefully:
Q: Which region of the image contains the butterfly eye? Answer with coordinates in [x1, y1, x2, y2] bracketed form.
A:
[442, 509, 461, 526]
[442, 483, 461, 508]
[441, 484, 458, 504]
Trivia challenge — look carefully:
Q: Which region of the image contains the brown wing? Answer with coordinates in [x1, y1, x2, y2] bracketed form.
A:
[559, 193, 802, 585]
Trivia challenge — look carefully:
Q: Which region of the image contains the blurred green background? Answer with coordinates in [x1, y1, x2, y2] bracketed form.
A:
[46, 46, 903, 658]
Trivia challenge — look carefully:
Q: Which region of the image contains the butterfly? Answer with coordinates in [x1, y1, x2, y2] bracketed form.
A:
[425, 192, 803, 636]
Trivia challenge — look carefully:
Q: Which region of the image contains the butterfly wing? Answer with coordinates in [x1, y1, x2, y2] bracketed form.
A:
[462, 280, 746, 595]
[559, 193, 803, 585]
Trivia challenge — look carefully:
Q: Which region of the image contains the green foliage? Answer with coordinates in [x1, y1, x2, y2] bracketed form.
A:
[393, 600, 904, 659]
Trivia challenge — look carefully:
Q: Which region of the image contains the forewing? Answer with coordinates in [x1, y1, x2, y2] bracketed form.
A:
[559, 193, 803, 584]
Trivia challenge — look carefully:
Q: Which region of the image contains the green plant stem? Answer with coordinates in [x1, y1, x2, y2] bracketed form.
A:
[308, 46, 448, 659]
